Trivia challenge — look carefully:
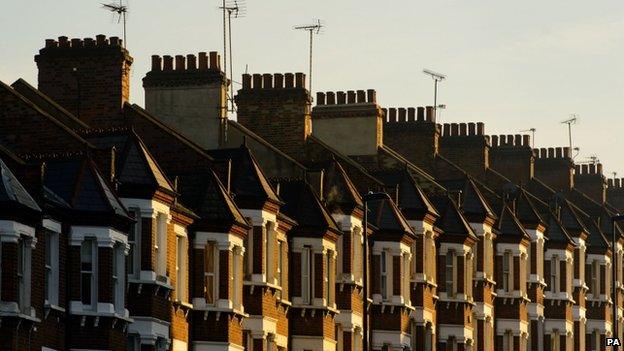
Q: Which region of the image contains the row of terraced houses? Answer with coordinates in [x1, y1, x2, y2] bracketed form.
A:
[0, 34, 624, 351]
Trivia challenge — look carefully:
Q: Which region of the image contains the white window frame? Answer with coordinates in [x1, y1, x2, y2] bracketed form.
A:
[155, 213, 168, 277]
[403, 252, 410, 303]
[243, 218, 253, 279]
[276, 240, 284, 299]
[112, 243, 125, 313]
[503, 250, 512, 292]
[233, 246, 242, 309]
[353, 227, 362, 283]
[552, 330, 560, 351]
[301, 246, 311, 304]
[446, 250, 457, 297]
[81, 238, 98, 310]
[127, 208, 141, 278]
[176, 232, 188, 302]
[592, 261, 599, 296]
[380, 250, 389, 301]
[204, 242, 217, 305]
[128, 334, 141, 351]
[551, 255, 560, 293]
[504, 330, 513, 351]
[265, 221, 275, 284]
[45, 230, 60, 306]
[17, 237, 32, 314]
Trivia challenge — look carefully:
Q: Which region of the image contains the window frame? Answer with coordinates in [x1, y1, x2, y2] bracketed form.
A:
[112, 243, 125, 313]
[80, 238, 98, 310]
[301, 246, 311, 304]
[446, 249, 456, 297]
[551, 255, 560, 293]
[204, 242, 217, 305]
[17, 237, 32, 314]
[276, 240, 284, 300]
[176, 234, 188, 302]
[380, 250, 388, 301]
[127, 208, 141, 278]
[155, 213, 168, 277]
[503, 250, 512, 292]
[45, 229, 60, 306]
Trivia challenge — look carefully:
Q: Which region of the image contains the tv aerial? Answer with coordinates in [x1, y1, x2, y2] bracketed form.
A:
[219, 0, 246, 113]
[423, 69, 446, 112]
[295, 19, 325, 94]
[102, 0, 128, 48]
[561, 114, 578, 151]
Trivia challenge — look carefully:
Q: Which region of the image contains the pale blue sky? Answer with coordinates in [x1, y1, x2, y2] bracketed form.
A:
[1, 1, 623, 177]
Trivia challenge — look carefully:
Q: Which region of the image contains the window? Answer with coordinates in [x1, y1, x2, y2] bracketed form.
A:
[424, 324, 433, 351]
[128, 334, 140, 351]
[301, 246, 311, 304]
[590, 329, 600, 351]
[381, 250, 388, 300]
[127, 208, 140, 278]
[276, 240, 284, 299]
[155, 213, 167, 277]
[265, 222, 275, 282]
[233, 246, 242, 309]
[504, 330, 513, 351]
[45, 230, 59, 305]
[17, 237, 31, 313]
[448, 336, 458, 351]
[552, 330, 560, 351]
[176, 235, 188, 302]
[591, 261, 599, 296]
[353, 227, 362, 283]
[81, 238, 97, 309]
[446, 250, 457, 297]
[112, 243, 125, 313]
[326, 250, 335, 306]
[403, 253, 410, 303]
[473, 241, 478, 275]
[551, 255, 560, 293]
[243, 217, 252, 278]
[204, 242, 217, 305]
[503, 251, 512, 292]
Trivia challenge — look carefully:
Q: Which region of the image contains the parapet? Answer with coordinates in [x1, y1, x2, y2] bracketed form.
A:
[490, 134, 531, 148]
[440, 122, 486, 136]
[240, 73, 307, 90]
[36, 35, 131, 61]
[533, 147, 571, 159]
[316, 90, 376, 105]
[574, 163, 603, 176]
[149, 52, 221, 72]
[383, 106, 436, 123]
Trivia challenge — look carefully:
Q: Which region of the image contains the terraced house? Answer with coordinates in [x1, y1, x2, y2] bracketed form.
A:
[2, 33, 624, 351]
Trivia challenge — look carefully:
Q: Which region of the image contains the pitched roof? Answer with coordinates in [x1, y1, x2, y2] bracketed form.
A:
[544, 212, 575, 245]
[321, 159, 363, 214]
[84, 129, 175, 195]
[366, 196, 415, 236]
[514, 187, 545, 227]
[553, 194, 588, 237]
[278, 179, 340, 233]
[11, 78, 89, 130]
[373, 169, 438, 220]
[432, 195, 477, 240]
[0, 157, 41, 213]
[207, 144, 282, 208]
[440, 177, 496, 222]
[496, 205, 530, 241]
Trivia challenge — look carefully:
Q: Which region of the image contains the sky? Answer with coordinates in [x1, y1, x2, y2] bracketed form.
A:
[1, 0, 623, 176]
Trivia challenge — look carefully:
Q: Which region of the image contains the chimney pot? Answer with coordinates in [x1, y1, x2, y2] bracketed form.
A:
[109, 37, 120, 46]
[84, 38, 95, 47]
[407, 107, 416, 121]
[366, 89, 376, 103]
[417, 107, 425, 121]
[597, 163, 603, 174]
[163, 55, 173, 71]
[476, 122, 485, 135]
[514, 134, 522, 146]
[425, 106, 435, 122]
[45, 39, 57, 48]
[285, 73, 295, 88]
[242, 74, 252, 90]
[563, 147, 570, 158]
[95, 34, 107, 45]
[468, 123, 476, 135]
[151, 55, 162, 71]
[186, 54, 197, 69]
[356, 90, 366, 103]
[451, 123, 459, 136]
[609, 179, 614, 187]
[175, 55, 185, 71]
[589, 164, 596, 174]
[209, 51, 219, 70]
[347, 90, 356, 104]
[548, 148, 555, 158]
[252, 74, 263, 89]
[295, 72, 305, 88]
[316, 92, 326, 105]
[274, 73, 284, 88]
[198, 52, 208, 70]
[581, 164, 589, 174]
[337, 91, 346, 104]
[58, 36, 69, 47]
[71, 38, 83, 48]
[389, 108, 397, 122]
[326, 91, 336, 105]
[522, 135, 530, 146]
[491, 135, 499, 146]
[443, 124, 451, 136]
[575, 165, 581, 173]
[617, 179, 622, 187]
[263, 74, 273, 89]
[555, 147, 563, 158]
[459, 123, 467, 135]
[398, 108, 407, 122]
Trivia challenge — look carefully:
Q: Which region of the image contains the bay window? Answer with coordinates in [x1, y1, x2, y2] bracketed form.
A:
[204, 242, 217, 305]
[503, 251, 512, 292]
[81, 238, 97, 309]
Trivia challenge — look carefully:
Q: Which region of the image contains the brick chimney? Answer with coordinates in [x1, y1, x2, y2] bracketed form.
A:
[143, 52, 227, 149]
[235, 72, 311, 157]
[574, 163, 606, 204]
[383, 106, 439, 165]
[35, 35, 133, 127]
[311, 90, 382, 156]
[439, 122, 489, 175]
[607, 178, 624, 212]
[533, 147, 574, 191]
[490, 134, 534, 184]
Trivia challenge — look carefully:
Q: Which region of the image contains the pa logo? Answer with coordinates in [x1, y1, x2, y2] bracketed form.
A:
[606, 337, 622, 347]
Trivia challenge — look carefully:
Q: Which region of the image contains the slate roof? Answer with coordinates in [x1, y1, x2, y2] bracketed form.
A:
[440, 177, 496, 222]
[544, 212, 575, 246]
[366, 196, 415, 236]
[373, 169, 438, 220]
[321, 159, 363, 215]
[513, 187, 546, 227]
[0, 157, 41, 213]
[207, 144, 282, 208]
[496, 205, 530, 241]
[431, 195, 477, 240]
[278, 179, 340, 234]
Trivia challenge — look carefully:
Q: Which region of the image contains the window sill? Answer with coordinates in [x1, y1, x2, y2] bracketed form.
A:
[0, 310, 41, 323]
[197, 306, 248, 318]
[173, 300, 193, 310]
[291, 303, 340, 314]
[69, 301, 132, 322]
[373, 301, 416, 312]
[44, 303, 66, 313]
[128, 277, 173, 290]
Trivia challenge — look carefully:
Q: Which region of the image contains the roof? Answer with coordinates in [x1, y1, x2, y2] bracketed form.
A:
[366, 196, 415, 236]
[440, 177, 496, 222]
[496, 205, 530, 241]
[513, 187, 545, 227]
[373, 169, 439, 220]
[544, 212, 575, 246]
[0, 157, 41, 213]
[278, 179, 340, 234]
[321, 159, 363, 215]
[84, 129, 175, 195]
[432, 195, 478, 240]
[207, 144, 282, 208]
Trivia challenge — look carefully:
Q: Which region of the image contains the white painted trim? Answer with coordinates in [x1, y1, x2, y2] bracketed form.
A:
[242, 315, 278, 338]
[438, 324, 473, 344]
[543, 319, 574, 335]
[496, 319, 529, 335]
[194, 231, 243, 250]
[174, 224, 187, 237]
[171, 339, 188, 351]
[42, 347, 60, 351]
[120, 198, 170, 218]
[69, 301, 130, 319]
[335, 310, 363, 330]
[0, 220, 35, 242]
[127, 316, 170, 345]
[69, 226, 128, 248]
[291, 335, 337, 351]
[473, 302, 494, 319]
[192, 341, 245, 351]
[439, 243, 471, 256]
[496, 243, 527, 255]
[240, 209, 276, 226]
[372, 329, 411, 350]
[371, 240, 411, 255]
[43, 219, 62, 233]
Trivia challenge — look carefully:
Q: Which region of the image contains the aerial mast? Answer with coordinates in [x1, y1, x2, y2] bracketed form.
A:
[423, 69, 446, 112]
[219, 1, 246, 112]
[102, 0, 128, 47]
[295, 20, 324, 94]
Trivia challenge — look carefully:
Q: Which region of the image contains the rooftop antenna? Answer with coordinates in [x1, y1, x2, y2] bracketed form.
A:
[102, 0, 128, 48]
[520, 128, 536, 147]
[561, 114, 578, 151]
[613, 172, 618, 181]
[219, 0, 246, 113]
[423, 69, 446, 112]
[295, 19, 324, 94]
